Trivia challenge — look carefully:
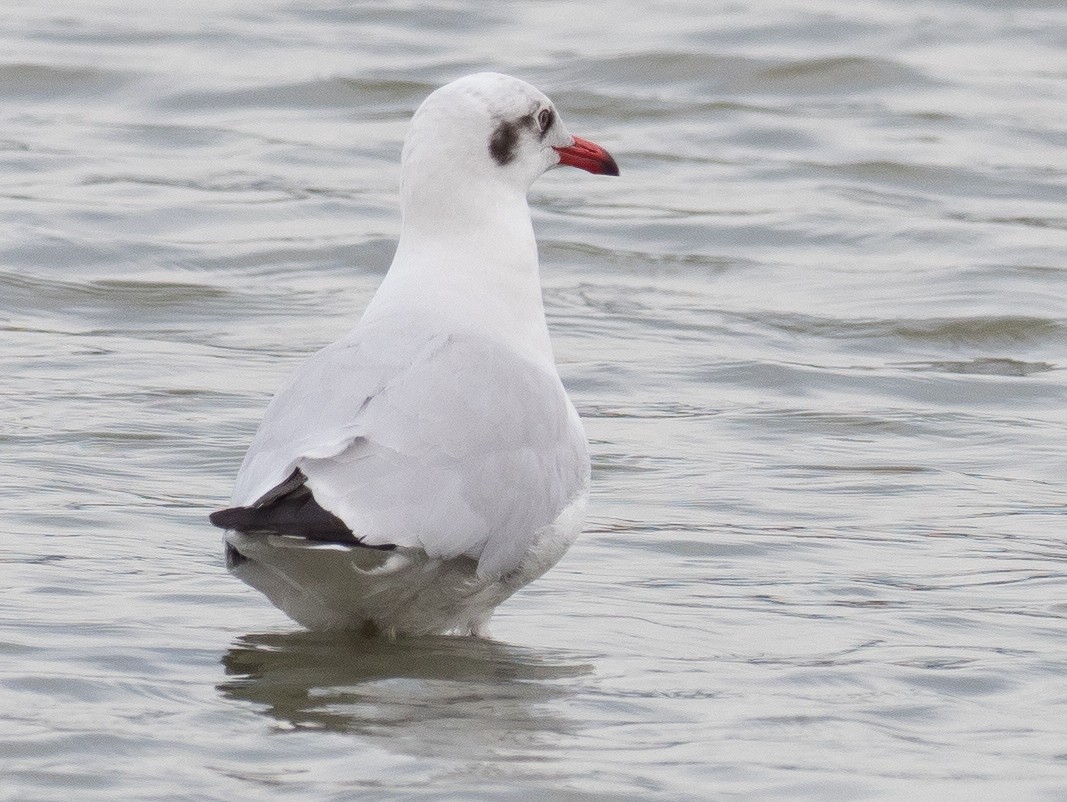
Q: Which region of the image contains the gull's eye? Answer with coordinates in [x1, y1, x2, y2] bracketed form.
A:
[537, 107, 554, 132]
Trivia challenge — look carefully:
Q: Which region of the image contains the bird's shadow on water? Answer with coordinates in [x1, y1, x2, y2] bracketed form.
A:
[219, 630, 595, 755]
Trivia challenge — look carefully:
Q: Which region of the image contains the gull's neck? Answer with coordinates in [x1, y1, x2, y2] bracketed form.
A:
[363, 177, 555, 367]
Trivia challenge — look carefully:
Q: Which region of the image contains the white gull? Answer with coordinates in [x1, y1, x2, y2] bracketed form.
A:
[210, 72, 618, 637]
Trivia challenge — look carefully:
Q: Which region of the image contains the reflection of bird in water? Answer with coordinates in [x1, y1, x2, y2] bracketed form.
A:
[219, 631, 592, 745]
[210, 72, 618, 637]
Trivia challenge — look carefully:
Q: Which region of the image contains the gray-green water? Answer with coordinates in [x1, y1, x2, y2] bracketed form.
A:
[3, 1, 1066, 798]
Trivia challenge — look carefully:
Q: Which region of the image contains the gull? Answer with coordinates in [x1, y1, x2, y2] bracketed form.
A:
[210, 73, 618, 637]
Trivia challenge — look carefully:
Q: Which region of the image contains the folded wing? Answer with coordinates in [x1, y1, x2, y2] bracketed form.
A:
[227, 317, 589, 578]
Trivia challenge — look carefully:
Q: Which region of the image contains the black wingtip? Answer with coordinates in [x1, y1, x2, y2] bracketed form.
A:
[209, 506, 241, 529]
[209, 467, 398, 549]
[208, 499, 397, 550]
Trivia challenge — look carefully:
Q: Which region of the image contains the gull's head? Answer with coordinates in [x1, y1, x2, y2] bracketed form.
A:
[400, 73, 618, 210]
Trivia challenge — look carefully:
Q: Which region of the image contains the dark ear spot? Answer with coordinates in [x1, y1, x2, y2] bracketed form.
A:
[489, 120, 519, 166]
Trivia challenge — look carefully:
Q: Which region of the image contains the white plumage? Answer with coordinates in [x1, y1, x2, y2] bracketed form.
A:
[212, 72, 618, 637]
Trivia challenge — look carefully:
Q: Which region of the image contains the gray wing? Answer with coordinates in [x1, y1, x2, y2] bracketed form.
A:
[230, 318, 589, 578]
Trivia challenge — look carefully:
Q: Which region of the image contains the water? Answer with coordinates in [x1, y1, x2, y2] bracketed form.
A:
[2, 0, 1066, 798]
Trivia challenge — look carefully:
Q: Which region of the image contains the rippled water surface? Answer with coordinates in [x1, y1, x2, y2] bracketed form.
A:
[3, 1, 1066, 798]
